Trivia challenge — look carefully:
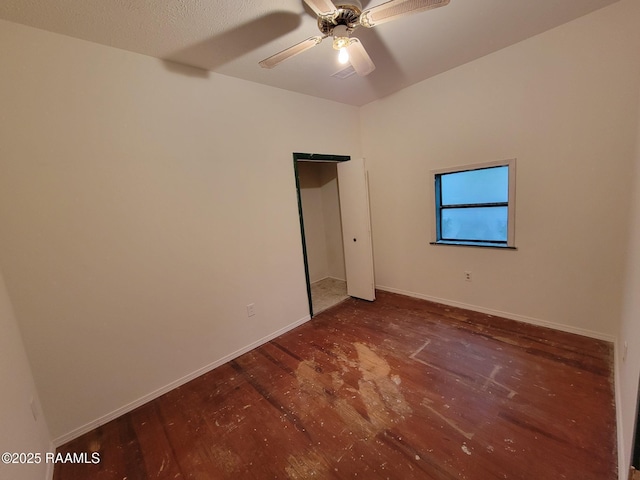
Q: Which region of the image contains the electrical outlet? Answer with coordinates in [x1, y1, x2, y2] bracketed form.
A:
[464, 271, 472, 282]
[246, 303, 256, 317]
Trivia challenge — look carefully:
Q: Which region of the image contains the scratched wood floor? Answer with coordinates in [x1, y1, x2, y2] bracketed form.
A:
[54, 291, 617, 479]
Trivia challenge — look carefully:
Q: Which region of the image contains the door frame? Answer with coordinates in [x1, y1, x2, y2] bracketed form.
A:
[293, 152, 350, 317]
[633, 377, 640, 471]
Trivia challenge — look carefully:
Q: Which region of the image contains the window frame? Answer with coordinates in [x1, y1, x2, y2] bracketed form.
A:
[429, 158, 516, 249]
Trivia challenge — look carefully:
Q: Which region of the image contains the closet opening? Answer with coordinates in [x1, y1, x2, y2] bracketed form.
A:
[294, 152, 376, 318]
[294, 154, 349, 317]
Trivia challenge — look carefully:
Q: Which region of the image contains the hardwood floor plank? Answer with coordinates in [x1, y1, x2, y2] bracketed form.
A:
[53, 291, 617, 479]
[129, 403, 182, 479]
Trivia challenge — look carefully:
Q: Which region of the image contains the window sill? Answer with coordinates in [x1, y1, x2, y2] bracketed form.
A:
[430, 241, 517, 250]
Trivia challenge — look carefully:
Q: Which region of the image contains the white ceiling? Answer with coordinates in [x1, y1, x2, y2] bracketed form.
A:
[0, 0, 620, 106]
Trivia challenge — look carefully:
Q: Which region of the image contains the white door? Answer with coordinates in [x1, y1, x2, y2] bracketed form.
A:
[337, 158, 376, 301]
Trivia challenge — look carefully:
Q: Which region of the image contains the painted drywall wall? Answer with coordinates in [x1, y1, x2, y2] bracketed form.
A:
[616, 79, 640, 479]
[0, 20, 361, 441]
[298, 162, 331, 283]
[319, 165, 346, 281]
[360, 0, 640, 339]
[298, 162, 345, 284]
[0, 268, 52, 480]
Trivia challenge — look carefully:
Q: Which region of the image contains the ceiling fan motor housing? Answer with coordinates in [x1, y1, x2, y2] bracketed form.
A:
[318, 2, 363, 35]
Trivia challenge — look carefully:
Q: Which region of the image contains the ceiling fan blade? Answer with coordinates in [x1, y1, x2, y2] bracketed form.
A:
[347, 39, 375, 76]
[259, 36, 324, 69]
[304, 0, 338, 16]
[360, 0, 450, 28]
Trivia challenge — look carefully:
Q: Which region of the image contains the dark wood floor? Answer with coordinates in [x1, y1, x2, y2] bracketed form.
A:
[54, 291, 617, 479]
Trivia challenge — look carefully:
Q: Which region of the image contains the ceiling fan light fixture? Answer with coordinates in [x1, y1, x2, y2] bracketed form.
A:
[332, 30, 351, 65]
[338, 47, 350, 64]
[332, 24, 352, 64]
[332, 36, 350, 50]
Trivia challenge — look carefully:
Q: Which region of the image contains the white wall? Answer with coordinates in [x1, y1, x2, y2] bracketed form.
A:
[320, 165, 345, 281]
[0, 267, 52, 480]
[0, 20, 361, 441]
[616, 79, 640, 479]
[298, 163, 330, 283]
[298, 162, 345, 283]
[360, 0, 640, 339]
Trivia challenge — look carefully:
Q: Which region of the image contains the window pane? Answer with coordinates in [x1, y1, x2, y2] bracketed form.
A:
[441, 166, 508, 205]
[441, 207, 508, 242]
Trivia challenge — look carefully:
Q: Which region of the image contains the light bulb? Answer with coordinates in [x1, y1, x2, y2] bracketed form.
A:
[338, 47, 349, 64]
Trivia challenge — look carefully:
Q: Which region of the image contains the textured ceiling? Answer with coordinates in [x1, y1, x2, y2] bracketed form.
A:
[0, 0, 620, 106]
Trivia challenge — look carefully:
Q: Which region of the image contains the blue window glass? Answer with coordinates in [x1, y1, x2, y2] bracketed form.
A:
[441, 167, 508, 205]
[441, 206, 508, 242]
[435, 164, 512, 247]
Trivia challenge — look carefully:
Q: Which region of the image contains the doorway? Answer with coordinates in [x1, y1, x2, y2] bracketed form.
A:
[633, 378, 640, 474]
[295, 156, 348, 316]
[293, 152, 376, 317]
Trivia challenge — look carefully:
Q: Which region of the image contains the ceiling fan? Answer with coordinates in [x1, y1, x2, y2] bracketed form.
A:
[259, 0, 450, 76]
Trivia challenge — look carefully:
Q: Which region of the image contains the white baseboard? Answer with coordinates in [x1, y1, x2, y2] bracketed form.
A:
[52, 314, 312, 447]
[45, 443, 55, 480]
[310, 276, 346, 285]
[376, 285, 615, 343]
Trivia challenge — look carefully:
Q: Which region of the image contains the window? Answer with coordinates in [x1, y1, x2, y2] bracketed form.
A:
[431, 159, 516, 248]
